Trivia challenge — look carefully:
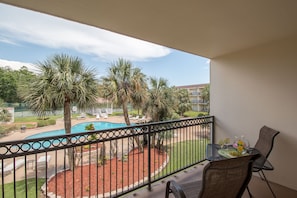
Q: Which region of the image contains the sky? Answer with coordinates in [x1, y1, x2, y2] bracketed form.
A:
[0, 3, 209, 87]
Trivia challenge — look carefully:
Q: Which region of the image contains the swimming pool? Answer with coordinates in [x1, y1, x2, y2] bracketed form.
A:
[26, 121, 127, 140]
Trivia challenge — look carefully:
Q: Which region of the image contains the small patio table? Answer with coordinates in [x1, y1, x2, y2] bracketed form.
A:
[206, 143, 257, 161]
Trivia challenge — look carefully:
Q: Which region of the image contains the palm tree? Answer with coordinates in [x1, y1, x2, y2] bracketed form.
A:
[131, 68, 148, 115]
[176, 88, 192, 116]
[201, 84, 210, 113]
[143, 77, 175, 122]
[143, 77, 176, 149]
[100, 58, 147, 152]
[24, 54, 99, 170]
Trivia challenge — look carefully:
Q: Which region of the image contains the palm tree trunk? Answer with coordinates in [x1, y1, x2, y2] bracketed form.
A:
[122, 103, 144, 152]
[151, 115, 159, 148]
[64, 99, 74, 171]
[122, 103, 131, 126]
[99, 142, 106, 165]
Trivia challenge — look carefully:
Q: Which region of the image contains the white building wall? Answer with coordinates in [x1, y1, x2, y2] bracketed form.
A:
[210, 35, 297, 190]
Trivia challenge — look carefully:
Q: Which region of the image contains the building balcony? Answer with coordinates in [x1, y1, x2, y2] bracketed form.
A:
[1, 116, 296, 197]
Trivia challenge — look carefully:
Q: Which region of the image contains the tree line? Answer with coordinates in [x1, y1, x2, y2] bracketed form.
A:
[0, 55, 194, 121]
[0, 54, 209, 169]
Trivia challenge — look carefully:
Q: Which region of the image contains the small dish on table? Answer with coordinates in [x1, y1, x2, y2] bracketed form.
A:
[218, 148, 249, 158]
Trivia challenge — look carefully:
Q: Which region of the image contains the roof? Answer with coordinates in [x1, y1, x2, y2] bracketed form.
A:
[176, 84, 209, 89]
[2, 1, 297, 58]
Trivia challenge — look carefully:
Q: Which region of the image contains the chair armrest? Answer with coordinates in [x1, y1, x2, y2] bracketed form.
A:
[252, 153, 274, 172]
[166, 180, 187, 198]
[262, 159, 274, 170]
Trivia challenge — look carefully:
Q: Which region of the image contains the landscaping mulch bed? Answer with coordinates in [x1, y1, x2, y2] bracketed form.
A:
[46, 147, 168, 197]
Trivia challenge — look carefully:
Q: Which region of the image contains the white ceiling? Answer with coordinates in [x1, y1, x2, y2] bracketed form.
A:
[1, 0, 297, 58]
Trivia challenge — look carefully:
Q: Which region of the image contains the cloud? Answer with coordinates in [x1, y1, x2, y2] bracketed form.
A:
[0, 59, 36, 71]
[0, 4, 171, 61]
[0, 36, 18, 45]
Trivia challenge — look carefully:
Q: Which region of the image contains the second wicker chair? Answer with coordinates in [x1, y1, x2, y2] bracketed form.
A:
[165, 154, 260, 198]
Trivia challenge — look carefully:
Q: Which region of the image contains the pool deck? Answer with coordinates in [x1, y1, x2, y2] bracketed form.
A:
[1, 115, 132, 142]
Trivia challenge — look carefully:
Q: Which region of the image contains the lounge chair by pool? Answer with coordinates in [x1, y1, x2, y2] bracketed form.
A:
[131, 115, 139, 120]
[77, 113, 86, 120]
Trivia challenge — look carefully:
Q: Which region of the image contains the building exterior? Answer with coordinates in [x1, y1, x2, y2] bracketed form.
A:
[176, 84, 209, 112]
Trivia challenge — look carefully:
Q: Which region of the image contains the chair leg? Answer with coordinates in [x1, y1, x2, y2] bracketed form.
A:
[260, 170, 276, 198]
[165, 181, 171, 198]
[257, 170, 265, 181]
[246, 186, 253, 198]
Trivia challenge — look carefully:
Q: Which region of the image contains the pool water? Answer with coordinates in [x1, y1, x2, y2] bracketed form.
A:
[26, 121, 127, 139]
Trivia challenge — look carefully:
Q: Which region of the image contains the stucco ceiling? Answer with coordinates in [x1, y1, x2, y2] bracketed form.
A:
[1, 0, 297, 58]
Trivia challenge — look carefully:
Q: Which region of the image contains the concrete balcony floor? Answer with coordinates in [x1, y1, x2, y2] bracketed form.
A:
[123, 162, 297, 198]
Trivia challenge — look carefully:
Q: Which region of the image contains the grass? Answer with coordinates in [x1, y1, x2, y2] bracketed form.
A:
[0, 178, 45, 198]
[158, 139, 209, 177]
[183, 111, 208, 117]
[0, 140, 207, 197]
[14, 115, 63, 123]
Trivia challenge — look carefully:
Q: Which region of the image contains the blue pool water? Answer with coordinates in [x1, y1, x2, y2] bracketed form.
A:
[25, 121, 127, 140]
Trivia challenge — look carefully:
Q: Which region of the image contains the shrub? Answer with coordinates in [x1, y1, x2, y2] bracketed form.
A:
[37, 120, 47, 127]
[183, 111, 199, 117]
[0, 124, 18, 137]
[197, 113, 206, 117]
[16, 123, 36, 129]
[170, 112, 180, 120]
[48, 119, 56, 125]
[85, 123, 95, 130]
[37, 119, 56, 127]
[111, 112, 123, 116]
[183, 111, 208, 117]
[0, 126, 6, 137]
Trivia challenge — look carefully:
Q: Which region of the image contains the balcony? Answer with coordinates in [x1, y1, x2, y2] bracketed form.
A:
[0, 117, 213, 197]
[126, 164, 297, 198]
[1, 116, 296, 197]
[198, 100, 208, 104]
[2, 1, 297, 195]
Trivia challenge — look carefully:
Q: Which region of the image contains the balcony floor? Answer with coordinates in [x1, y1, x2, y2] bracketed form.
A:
[123, 162, 297, 198]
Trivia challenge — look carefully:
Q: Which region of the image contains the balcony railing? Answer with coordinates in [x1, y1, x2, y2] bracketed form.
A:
[0, 116, 214, 197]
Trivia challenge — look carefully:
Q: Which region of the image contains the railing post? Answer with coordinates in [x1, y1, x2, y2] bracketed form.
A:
[147, 125, 152, 191]
[210, 116, 215, 144]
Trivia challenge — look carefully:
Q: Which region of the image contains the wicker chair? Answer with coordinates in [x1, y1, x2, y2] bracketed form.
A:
[165, 154, 260, 198]
[247, 125, 280, 198]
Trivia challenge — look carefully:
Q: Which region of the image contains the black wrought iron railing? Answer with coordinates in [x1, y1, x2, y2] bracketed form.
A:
[0, 116, 214, 198]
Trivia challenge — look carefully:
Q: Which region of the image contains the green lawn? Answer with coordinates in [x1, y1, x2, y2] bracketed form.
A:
[0, 178, 45, 198]
[158, 139, 209, 177]
[14, 115, 63, 123]
[0, 140, 208, 197]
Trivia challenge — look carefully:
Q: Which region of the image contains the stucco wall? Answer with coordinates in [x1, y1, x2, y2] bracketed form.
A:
[210, 36, 297, 190]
